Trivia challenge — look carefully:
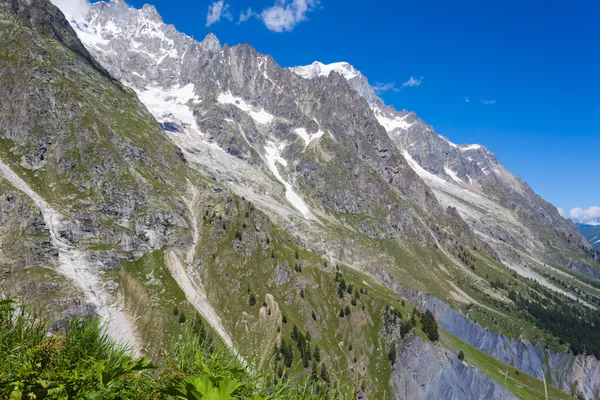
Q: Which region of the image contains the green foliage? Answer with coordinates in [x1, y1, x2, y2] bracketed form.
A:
[388, 343, 397, 365]
[513, 290, 600, 357]
[248, 293, 257, 307]
[421, 310, 439, 342]
[313, 345, 321, 363]
[0, 299, 349, 399]
[320, 365, 330, 384]
[458, 350, 465, 361]
[179, 312, 187, 324]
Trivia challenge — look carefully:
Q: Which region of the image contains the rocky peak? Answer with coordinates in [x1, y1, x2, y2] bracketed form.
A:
[140, 3, 161, 21]
[199, 32, 221, 52]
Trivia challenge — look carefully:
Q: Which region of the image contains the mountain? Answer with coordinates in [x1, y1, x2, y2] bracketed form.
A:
[292, 61, 600, 279]
[2, 0, 600, 398]
[577, 223, 600, 251]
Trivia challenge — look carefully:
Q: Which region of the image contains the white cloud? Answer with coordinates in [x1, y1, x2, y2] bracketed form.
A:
[482, 99, 496, 105]
[557, 207, 566, 217]
[464, 96, 470, 103]
[570, 206, 600, 225]
[373, 82, 400, 94]
[402, 76, 423, 87]
[206, 0, 232, 27]
[50, 0, 90, 20]
[239, 7, 257, 22]
[260, 0, 319, 32]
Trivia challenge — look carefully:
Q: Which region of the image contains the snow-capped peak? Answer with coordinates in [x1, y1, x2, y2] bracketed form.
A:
[291, 61, 359, 80]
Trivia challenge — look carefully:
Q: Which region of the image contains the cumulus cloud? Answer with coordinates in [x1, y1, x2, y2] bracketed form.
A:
[557, 208, 566, 217]
[206, 0, 232, 27]
[570, 206, 600, 225]
[50, 0, 90, 20]
[464, 96, 470, 103]
[402, 76, 423, 87]
[482, 99, 496, 105]
[260, 0, 319, 32]
[373, 82, 400, 94]
[239, 7, 257, 23]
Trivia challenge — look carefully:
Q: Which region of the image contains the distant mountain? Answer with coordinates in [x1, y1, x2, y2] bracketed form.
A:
[577, 223, 600, 251]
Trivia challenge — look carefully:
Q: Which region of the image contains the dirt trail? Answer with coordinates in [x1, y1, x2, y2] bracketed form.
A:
[0, 159, 139, 351]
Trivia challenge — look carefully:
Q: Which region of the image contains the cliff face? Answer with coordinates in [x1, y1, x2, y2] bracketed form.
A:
[426, 296, 600, 399]
[390, 335, 518, 400]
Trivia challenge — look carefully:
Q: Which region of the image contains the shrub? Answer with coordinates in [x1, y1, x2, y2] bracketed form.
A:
[421, 310, 439, 342]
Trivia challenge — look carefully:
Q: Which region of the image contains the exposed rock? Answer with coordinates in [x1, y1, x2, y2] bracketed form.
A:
[391, 336, 517, 400]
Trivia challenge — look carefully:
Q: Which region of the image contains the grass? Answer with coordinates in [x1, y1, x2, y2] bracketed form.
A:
[440, 329, 576, 400]
[0, 298, 354, 399]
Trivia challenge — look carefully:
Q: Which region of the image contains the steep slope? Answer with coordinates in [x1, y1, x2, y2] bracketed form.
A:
[292, 61, 600, 291]
[0, 0, 201, 349]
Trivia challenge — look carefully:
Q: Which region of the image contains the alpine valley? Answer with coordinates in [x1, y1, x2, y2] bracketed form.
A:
[1, 0, 600, 399]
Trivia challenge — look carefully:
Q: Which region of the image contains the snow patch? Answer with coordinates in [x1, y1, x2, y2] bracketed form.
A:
[374, 108, 414, 132]
[217, 92, 275, 124]
[444, 167, 463, 183]
[294, 128, 325, 146]
[460, 144, 482, 151]
[291, 61, 358, 80]
[264, 142, 311, 218]
[249, 109, 274, 124]
[403, 150, 449, 186]
[134, 83, 202, 135]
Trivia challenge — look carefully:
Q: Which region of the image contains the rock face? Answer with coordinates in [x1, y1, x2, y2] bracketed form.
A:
[0, 177, 89, 326]
[426, 295, 600, 399]
[0, 0, 195, 345]
[391, 336, 518, 400]
[68, 0, 467, 241]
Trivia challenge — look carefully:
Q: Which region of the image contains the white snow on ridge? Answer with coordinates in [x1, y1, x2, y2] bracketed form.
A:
[294, 128, 325, 146]
[460, 144, 482, 151]
[264, 142, 311, 219]
[444, 167, 463, 183]
[291, 61, 359, 80]
[374, 109, 414, 132]
[217, 92, 274, 124]
[134, 83, 202, 135]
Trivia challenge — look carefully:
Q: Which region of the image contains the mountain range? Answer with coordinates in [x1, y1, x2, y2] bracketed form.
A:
[1, 0, 600, 398]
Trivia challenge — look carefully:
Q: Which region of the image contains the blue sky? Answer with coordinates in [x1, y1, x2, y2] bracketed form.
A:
[89, 0, 599, 219]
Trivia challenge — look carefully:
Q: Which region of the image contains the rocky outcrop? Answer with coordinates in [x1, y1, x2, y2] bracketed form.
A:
[426, 295, 600, 399]
[391, 336, 517, 400]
